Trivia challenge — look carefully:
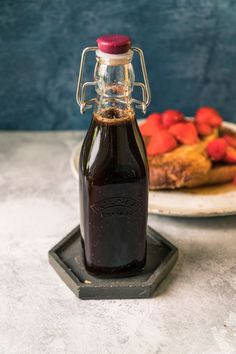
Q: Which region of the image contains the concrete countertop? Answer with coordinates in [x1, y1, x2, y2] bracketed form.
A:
[1, 132, 236, 354]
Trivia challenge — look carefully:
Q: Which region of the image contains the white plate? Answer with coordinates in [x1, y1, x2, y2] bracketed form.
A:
[70, 120, 236, 217]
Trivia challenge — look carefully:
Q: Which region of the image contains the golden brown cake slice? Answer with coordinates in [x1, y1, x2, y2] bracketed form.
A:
[148, 135, 212, 189]
[147, 128, 236, 190]
[184, 164, 236, 188]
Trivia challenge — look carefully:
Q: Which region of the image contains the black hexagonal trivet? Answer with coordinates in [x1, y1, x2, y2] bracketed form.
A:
[48, 225, 178, 300]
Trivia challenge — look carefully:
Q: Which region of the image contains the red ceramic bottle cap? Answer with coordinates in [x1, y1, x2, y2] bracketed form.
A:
[97, 34, 132, 54]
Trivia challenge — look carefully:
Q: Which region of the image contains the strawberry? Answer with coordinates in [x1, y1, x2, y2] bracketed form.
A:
[195, 107, 222, 128]
[162, 109, 184, 128]
[210, 114, 223, 127]
[223, 134, 236, 149]
[139, 121, 157, 136]
[207, 138, 227, 161]
[139, 113, 164, 136]
[147, 130, 177, 156]
[169, 122, 199, 145]
[147, 112, 163, 128]
[195, 122, 213, 136]
[224, 146, 236, 164]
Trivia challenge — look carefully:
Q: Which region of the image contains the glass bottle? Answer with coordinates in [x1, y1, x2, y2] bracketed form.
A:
[76, 34, 151, 276]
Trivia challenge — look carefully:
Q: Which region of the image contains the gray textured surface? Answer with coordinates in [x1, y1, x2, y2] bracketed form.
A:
[1, 0, 236, 130]
[1, 132, 236, 353]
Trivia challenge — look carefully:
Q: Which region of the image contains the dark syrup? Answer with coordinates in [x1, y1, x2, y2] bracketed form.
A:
[79, 108, 148, 277]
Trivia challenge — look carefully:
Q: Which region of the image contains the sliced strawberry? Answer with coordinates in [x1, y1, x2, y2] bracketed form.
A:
[162, 109, 184, 128]
[223, 134, 236, 149]
[169, 122, 199, 145]
[195, 122, 213, 136]
[139, 121, 156, 136]
[210, 114, 223, 127]
[139, 113, 164, 136]
[224, 146, 236, 164]
[207, 138, 227, 161]
[147, 112, 163, 127]
[139, 121, 157, 136]
[147, 130, 177, 156]
[195, 107, 222, 128]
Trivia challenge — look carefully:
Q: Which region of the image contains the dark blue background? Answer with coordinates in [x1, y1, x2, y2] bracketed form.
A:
[1, 0, 236, 130]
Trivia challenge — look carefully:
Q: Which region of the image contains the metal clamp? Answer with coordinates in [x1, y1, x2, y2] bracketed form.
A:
[76, 46, 151, 114]
[76, 47, 97, 114]
[132, 47, 151, 114]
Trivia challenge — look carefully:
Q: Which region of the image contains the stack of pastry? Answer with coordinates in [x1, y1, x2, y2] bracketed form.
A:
[140, 107, 236, 190]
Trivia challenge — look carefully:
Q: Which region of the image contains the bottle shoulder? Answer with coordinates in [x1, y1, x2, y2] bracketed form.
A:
[79, 118, 148, 182]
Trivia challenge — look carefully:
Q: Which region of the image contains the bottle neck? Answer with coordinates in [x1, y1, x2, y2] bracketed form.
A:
[94, 55, 135, 117]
